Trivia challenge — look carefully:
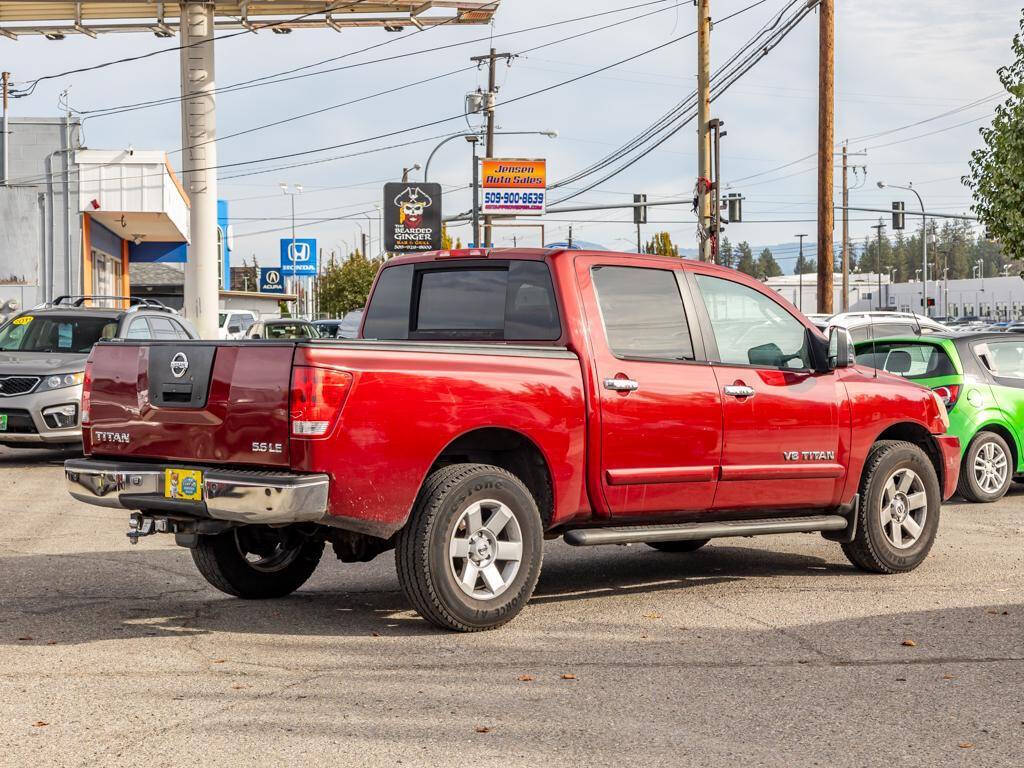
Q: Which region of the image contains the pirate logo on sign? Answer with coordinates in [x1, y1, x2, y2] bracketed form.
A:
[384, 182, 442, 253]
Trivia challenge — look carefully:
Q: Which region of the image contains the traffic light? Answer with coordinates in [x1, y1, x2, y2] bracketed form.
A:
[633, 194, 648, 225]
[892, 201, 905, 230]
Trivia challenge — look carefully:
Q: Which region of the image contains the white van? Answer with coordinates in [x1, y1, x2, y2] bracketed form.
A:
[218, 310, 257, 340]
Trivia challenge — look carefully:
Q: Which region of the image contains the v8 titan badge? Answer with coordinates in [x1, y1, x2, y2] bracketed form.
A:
[165, 468, 203, 501]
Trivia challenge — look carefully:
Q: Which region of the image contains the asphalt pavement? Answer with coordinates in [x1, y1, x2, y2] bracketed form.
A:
[1, 446, 1021, 767]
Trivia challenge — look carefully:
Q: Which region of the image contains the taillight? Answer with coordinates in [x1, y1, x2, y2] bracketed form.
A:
[932, 384, 961, 410]
[81, 361, 93, 425]
[289, 366, 353, 438]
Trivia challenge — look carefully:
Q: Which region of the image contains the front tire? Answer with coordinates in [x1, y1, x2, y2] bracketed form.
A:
[395, 463, 544, 632]
[842, 440, 940, 574]
[957, 431, 1013, 503]
[191, 526, 324, 599]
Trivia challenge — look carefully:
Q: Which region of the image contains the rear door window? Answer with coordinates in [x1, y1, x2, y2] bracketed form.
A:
[855, 342, 956, 379]
[125, 318, 152, 340]
[148, 316, 184, 340]
[591, 266, 694, 361]
[974, 340, 1024, 387]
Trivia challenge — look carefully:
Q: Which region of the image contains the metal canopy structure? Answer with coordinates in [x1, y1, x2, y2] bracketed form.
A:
[0, 2, 498, 39]
[0, 1, 499, 337]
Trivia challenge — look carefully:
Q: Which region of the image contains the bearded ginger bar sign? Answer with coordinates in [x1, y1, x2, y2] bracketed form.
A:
[384, 182, 443, 253]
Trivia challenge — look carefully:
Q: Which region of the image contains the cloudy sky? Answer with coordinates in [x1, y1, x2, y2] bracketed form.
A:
[4, 0, 1018, 271]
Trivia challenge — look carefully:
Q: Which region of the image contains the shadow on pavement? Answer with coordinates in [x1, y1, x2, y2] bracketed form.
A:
[2, 541, 854, 645]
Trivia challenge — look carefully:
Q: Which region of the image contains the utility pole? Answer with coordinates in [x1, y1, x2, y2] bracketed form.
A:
[1, 71, 9, 187]
[471, 48, 514, 248]
[796, 234, 808, 313]
[816, 0, 835, 313]
[468, 135, 481, 247]
[872, 220, 886, 311]
[696, 0, 712, 262]
[841, 145, 848, 311]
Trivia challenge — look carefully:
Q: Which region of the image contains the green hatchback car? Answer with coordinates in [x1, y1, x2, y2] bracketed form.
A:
[855, 332, 1024, 503]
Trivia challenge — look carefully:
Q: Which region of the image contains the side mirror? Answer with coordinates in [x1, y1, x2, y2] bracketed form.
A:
[828, 326, 854, 370]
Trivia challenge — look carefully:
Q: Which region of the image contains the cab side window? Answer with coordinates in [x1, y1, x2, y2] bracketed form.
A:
[591, 266, 694, 361]
[695, 274, 810, 370]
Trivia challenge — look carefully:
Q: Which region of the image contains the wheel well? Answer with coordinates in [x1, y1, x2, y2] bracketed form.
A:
[430, 428, 555, 526]
[876, 422, 944, 486]
[973, 423, 1019, 470]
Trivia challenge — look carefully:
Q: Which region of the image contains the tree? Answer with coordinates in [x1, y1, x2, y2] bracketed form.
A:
[718, 236, 735, 269]
[733, 241, 756, 276]
[965, 11, 1024, 260]
[757, 247, 782, 278]
[644, 231, 680, 257]
[316, 250, 383, 317]
[793, 247, 815, 275]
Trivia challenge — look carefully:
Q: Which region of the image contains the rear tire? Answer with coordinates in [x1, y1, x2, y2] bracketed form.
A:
[191, 526, 324, 599]
[957, 431, 1013, 503]
[646, 539, 710, 553]
[395, 463, 544, 632]
[842, 440, 940, 574]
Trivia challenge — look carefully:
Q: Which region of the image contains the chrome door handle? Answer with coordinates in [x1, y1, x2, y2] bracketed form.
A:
[603, 378, 639, 392]
[724, 385, 755, 398]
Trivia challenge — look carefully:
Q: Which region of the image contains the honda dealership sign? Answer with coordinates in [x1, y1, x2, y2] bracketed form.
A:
[384, 183, 443, 253]
[279, 238, 318, 275]
[481, 158, 547, 216]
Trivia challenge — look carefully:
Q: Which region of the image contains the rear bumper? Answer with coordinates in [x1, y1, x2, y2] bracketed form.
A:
[935, 434, 961, 500]
[65, 458, 329, 525]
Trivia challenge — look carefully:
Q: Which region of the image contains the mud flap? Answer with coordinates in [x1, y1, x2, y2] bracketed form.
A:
[821, 495, 859, 543]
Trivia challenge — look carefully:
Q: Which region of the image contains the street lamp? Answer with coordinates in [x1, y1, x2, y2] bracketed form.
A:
[422, 129, 558, 181]
[878, 180, 928, 316]
[280, 182, 303, 312]
[401, 163, 421, 183]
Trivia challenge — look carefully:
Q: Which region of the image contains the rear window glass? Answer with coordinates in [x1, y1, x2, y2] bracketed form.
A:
[363, 260, 560, 341]
[974, 340, 1024, 380]
[0, 314, 118, 353]
[855, 342, 955, 379]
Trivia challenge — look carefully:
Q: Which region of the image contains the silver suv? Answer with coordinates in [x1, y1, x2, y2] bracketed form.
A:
[0, 296, 197, 449]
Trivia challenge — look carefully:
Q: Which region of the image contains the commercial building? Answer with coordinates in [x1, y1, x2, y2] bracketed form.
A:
[0, 116, 289, 321]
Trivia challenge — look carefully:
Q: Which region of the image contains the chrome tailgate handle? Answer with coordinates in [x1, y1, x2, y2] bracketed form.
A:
[603, 378, 639, 392]
[724, 385, 755, 398]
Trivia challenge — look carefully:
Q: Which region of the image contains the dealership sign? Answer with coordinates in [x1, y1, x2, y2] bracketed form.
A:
[259, 268, 284, 294]
[384, 182, 443, 253]
[480, 158, 546, 216]
[279, 238, 318, 275]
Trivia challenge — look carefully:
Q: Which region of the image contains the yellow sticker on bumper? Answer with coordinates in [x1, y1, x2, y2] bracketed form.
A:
[165, 468, 203, 501]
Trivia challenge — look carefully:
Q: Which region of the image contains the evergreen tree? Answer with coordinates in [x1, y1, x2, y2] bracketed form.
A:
[735, 241, 756, 276]
[718, 236, 735, 269]
[965, 11, 1024, 260]
[757, 247, 783, 278]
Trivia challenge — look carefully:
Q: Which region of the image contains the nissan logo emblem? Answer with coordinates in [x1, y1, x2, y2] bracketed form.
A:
[170, 352, 189, 379]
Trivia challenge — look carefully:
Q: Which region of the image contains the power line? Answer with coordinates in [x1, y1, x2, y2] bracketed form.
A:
[11, 1, 368, 96]
[72, 0, 673, 119]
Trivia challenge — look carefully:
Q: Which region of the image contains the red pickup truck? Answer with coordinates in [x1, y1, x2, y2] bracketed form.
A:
[66, 248, 959, 631]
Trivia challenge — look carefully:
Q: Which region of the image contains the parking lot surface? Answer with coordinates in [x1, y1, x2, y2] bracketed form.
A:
[1, 446, 1022, 767]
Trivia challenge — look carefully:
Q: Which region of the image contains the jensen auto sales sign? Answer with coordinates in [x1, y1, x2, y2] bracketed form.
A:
[480, 158, 547, 216]
[384, 182, 443, 253]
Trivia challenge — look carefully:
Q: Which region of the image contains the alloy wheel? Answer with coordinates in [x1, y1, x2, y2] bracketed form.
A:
[973, 440, 1009, 494]
[879, 467, 928, 549]
[449, 499, 524, 600]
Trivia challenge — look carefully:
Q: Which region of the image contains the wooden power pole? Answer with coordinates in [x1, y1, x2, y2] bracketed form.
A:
[816, 0, 834, 313]
[696, 0, 713, 262]
[472, 48, 513, 248]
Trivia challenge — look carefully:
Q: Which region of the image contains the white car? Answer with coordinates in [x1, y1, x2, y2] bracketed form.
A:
[218, 310, 257, 340]
[827, 311, 951, 342]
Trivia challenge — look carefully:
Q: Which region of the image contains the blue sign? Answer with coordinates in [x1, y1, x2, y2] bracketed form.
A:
[280, 238, 318, 275]
[259, 268, 285, 294]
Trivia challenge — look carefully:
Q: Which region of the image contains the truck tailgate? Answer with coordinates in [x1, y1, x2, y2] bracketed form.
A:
[85, 342, 294, 467]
